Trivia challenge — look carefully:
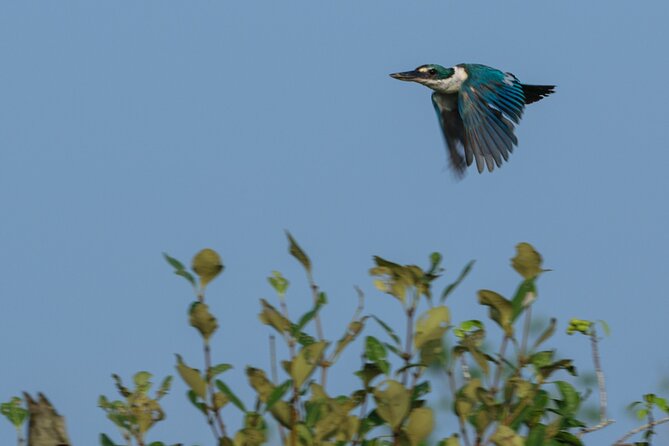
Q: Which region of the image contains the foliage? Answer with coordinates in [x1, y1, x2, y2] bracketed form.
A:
[5, 237, 667, 446]
[156, 236, 668, 445]
[1, 397, 27, 446]
[98, 372, 173, 446]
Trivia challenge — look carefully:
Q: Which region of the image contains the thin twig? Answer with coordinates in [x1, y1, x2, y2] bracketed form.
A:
[447, 369, 472, 446]
[353, 286, 365, 320]
[306, 270, 327, 387]
[460, 355, 471, 381]
[270, 335, 278, 384]
[591, 328, 608, 422]
[269, 335, 287, 445]
[352, 353, 370, 446]
[198, 289, 227, 440]
[614, 416, 669, 445]
[520, 304, 532, 358]
[402, 302, 416, 386]
[579, 327, 614, 437]
[278, 294, 297, 359]
[204, 341, 227, 438]
[491, 336, 509, 395]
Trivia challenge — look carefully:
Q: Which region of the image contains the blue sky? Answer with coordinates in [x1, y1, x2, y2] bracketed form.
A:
[1, 1, 668, 444]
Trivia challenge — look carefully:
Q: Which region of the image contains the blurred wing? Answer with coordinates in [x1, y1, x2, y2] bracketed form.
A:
[431, 93, 467, 176]
[458, 68, 525, 173]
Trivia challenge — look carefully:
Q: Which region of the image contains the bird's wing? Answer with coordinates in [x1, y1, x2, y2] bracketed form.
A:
[431, 93, 467, 176]
[458, 67, 525, 173]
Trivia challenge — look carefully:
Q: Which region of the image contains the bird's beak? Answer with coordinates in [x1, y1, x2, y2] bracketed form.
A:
[389, 70, 422, 82]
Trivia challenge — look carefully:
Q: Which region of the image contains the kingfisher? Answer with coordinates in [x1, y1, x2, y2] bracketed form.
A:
[390, 63, 555, 175]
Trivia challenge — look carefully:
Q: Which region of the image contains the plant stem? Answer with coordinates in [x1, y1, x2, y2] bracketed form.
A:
[492, 336, 509, 395]
[199, 289, 227, 440]
[269, 335, 287, 445]
[520, 304, 532, 358]
[579, 327, 615, 437]
[402, 302, 416, 386]
[447, 368, 472, 446]
[306, 270, 327, 387]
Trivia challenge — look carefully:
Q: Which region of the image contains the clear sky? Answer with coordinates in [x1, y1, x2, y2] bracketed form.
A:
[1, 1, 668, 445]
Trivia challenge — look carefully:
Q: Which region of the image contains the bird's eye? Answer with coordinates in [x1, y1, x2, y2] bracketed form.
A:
[428, 68, 437, 75]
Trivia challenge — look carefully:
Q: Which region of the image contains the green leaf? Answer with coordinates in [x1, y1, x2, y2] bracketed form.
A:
[148, 442, 166, 446]
[525, 424, 546, 446]
[555, 381, 580, 416]
[429, 252, 442, 271]
[265, 380, 292, 410]
[0, 397, 28, 428]
[598, 320, 611, 336]
[156, 375, 172, 399]
[441, 260, 475, 302]
[511, 279, 536, 320]
[365, 336, 388, 362]
[371, 316, 402, 346]
[478, 290, 513, 336]
[412, 381, 431, 400]
[531, 318, 557, 351]
[100, 433, 117, 446]
[268, 271, 289, 296]
[286, 231, 311, 273]
[186, 390, 207, 414]
[653, 396, 669, 413]
[553, 431, 583, 446]
[215, 380, 247, 412]
[540, 359, 576, 379]
[355, 363, 384, 387]
[453, 320, 484, 339]
[163, 252, 196, 287]
[294, 300, 324, 334]
[175, 354, 207, 399]
[208, 363, 233, 380]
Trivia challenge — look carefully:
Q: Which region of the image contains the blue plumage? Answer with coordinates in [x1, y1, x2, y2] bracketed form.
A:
[390, 63, 555, 175]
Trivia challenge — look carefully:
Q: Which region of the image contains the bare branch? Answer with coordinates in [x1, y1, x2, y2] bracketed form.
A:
[579, 327, 614, 437]
[614, 416, 669, 445]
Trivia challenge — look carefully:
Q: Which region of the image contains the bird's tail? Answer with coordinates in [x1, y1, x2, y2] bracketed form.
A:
[521, 84, 555, 104]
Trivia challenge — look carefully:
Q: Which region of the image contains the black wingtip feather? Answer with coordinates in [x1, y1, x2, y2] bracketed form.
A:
[521, 84, 556, 104]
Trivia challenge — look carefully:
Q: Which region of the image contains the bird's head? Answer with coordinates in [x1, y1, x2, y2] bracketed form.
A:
[390, 64, 455, 89]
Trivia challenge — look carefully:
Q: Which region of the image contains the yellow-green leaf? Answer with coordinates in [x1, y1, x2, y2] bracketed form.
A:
[291, 341, 327, 388]
[511, 243, 542, 280]
[373, 380, 410, 430]
[189, 302, 219, 340]
[213, 392, 229, 410]
[333, 319, 365, 360]
[477, 290, 513, 336]
[192, 248, 224, 288]
[258, 299, 291, 333]
[405, 407, 434, 446]
[414, 306, 450, 350]
[286, 231, 311, 273]
[439, 435, 462, 446]
[175, 354, 206, 399]
[490, 425, 524, 446]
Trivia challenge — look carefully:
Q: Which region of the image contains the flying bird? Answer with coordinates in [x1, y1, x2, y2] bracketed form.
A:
[390, 63, 554, 175]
